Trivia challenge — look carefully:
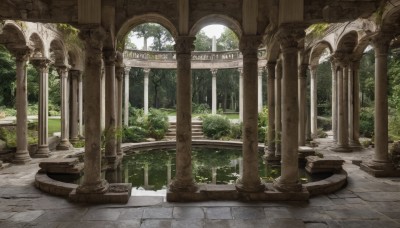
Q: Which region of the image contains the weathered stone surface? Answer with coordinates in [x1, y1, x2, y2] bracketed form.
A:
[306, 156, 344, 174]
[69, 183, 132, 204]
[38, 158, 83, 175]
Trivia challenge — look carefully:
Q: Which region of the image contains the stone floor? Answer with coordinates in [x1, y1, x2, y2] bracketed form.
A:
[1, 136, 400, 228]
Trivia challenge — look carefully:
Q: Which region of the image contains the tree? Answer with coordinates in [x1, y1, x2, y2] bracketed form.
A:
[194, 31, 212, 51]
[217, 28, 239, 51]
[0, 45, 16, 107]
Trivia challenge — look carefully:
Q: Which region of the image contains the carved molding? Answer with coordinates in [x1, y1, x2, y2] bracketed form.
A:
[30, 58, 52, 72]
[275, 24, 305, 51]
[9, 46, 32, 62]
[103, 50, 117, 66]
[78, 26, 106, 67]
[239, 35, 262, 57]
[174, 36, 195, 54]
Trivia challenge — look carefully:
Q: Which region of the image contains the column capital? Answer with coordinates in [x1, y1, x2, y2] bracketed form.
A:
[125, 68, 130, 76]
[103, 49, 117, 66]
[239, 35, 262, 57]
[237, 67, 243, 75]
[174, 36, 195, 54]
[143, 68, 151, 75]
[69, 69, 82, 79]
[56, 65, 70, 78]
[332, 51, 351, 67]
[309, 65, 317, 72]
[115, 66, 125, 81]
[9, 46, 32, 62]
[78, 26, 106, 66]
[351, 60, 361, 70]
[210, 68, 218, 76]
[30, 57, 52, 72]
[276, 24, 305, 51]
[298, 64, 308, 78]
[372, 33, 393, 56]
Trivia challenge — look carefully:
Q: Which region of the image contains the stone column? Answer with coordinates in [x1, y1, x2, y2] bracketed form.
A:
[238, 68, 243, 122]
[274, 27, 304, 192]
[31, 58, 51, 158]
[169, 36, 197, 192]
[76, 27, 109, 194]
[100, 68, 106, 131]
[298, 64, 308, 145]
[350, 61, 361, 148]
[236, 35, 265, 192]
[211, 69, 218, 115]
[116, 63, 124, 156]
[56, 66, 72, 150]
[143, 68, 150, 115]
[348, 66, 354, 144]
[124, 68, 130, 126]
[309, 65, 318, 138]
[275, 60, 282, 156]
[69, 70, 80, 142]
[104, 50, 117, 162]
[258, 68, 263, 113]
[78, 73, 83, 137]
[331, 62, 338, 142]
[11, 47, 32, 164]
[266, 62, 276, 156]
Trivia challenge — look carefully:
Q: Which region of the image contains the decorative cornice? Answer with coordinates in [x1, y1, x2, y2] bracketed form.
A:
[276, 24, 306, 51]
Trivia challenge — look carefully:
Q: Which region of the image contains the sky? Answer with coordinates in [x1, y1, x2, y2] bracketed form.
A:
[131, 24, 226, 50]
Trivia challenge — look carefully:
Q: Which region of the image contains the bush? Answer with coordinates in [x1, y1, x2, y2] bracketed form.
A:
[317, 116, 331, 130]
[122, 126, 147, 143]
[192, 103, 210, 114]
[317, 128, 328, 138]
[258, 107, 268, 143]
[202, 114, 231, 139]
[389, 109, 400, 141]
[0, 127, 37, 148]
[360, 107, 374, 138]
[129, 107, 145, 126]
[230, 122, 242, 139]
[145, 109, 169, 140]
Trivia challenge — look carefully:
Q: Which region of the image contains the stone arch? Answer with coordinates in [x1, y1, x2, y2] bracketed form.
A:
[49, 39, 67, 66]
[309, 41, 333, 66]
[28, 33, 45, 58]
[382, 1, 400, 32]
[117, 13, 178, 46]
[67, 48, 84, 71]
[189, 14, 242, 39]
[336, 31, 358, 53]
[0, 21, 27, 49]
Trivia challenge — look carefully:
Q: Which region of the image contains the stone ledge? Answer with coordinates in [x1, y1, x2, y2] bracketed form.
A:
[34, 173, 78, 197]
[69, 183, 132, 204]
[38, 158, 83, 175]
[360, 163, 400, 177]
[304, 170, 347, 196]
[305, 156, 345, 174]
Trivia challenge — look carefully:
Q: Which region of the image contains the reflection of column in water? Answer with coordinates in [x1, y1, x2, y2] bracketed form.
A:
[212, 167, 217, 184]
[167, 160, 172, 184]
[238, 157, 243, 178]
[124, 165, 129, 183]
[144, 163, 149, 189]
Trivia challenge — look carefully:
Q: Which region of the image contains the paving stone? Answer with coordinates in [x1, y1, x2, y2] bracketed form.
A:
[232, 207, 265, 220]
[308, 195, 335, 207]
[356, 192, 400, 202]
[81, 208, 121, 221]
[288, 207, 331, 221]
[171, 219, 204, 228]
[141, 219, 172, 228]
[380, 211, 400, 219]
[118, 208, 144, 220]
[206, 207, 232, 220]
[0, 221, 27, 228]
[304, 222, 329, 228]
[8, 210, 44, 223]
[264, 207, 292, 219]
[268, 218, 305, 228]
[232, 219, 269, 228]
[345, 197, 366, 204]
[368, 202, 400, 212]
[173, 207, 204, 219]
[325, 208, 386, 220]
[143, 207, 173, 219]
[0, 211, 16, 220]
[32, 208, 87, 222]
[57, 221, 117, 228]
[116, 220, 141, 228]
[338, 220, 400, 228]
[204, 219, 232, 228]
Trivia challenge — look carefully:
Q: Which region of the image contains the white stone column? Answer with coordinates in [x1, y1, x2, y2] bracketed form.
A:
[115, 53, 124, 156]
[238, 68, 243, 122]
[101, 68, 106, 131]
[56, 66, 72, 150]
[169, 36, 197, 192]
[78, 73, 83, 137]
[348, 66, 354, 144]
[310, 65, 318, 138]
[266, 62, 276, 156]
[298, 64, 308, 145]
[236, 35, 265, 193]
[104, 50, 117, 162]
[11, 47, 32, 164]
[258, 68, 263, 113]
[275, 60, 282, 156]
[31, 58, 51, 158]
[350, 61, 361, 148]
[76, 27, 109, 194]
[143, 68, 150, 115]
[331, 62, 338, 142]
[273, 27, 304, 192]
[69, 70, 80, 142]
[124, 68, 130, 126]
[211, 69, 218, 114]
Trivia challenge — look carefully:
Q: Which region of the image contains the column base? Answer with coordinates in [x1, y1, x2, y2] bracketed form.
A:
[69, 137, 80, 144]
[330, 145, 352, 153]
[360, 160, 400, 177]
[235, 178, 265, 193]
[33, 146, 50, 158]
[169, 179, 198, 192]
[349, 140, 362, 150]
[273, 177, 303, 192]
[263, 154, 281, 164]
[56, 140, 73, 151]
[70, 183, 131, 204]
[12, 151, 32, 164]
[105, 155, 122, 170]
[76, 179, 109, 194]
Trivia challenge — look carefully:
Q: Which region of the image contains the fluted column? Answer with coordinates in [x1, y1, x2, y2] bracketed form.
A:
[298, 64, 308, 145]
[266, 62, 276, 156]
[76, 27, 109, 194]
[169, 36, 197, 192]
[309, 65, 318, 139]
[350, 61, 361, 148]
[273, 26, 304, 192]
[56, 66, 72, 150]
[11, 47, 32, 164]
[143, 68, 150, 115]
[258, 68, 263, 113]
[275, 60, 282, 156]
[31, 58, 51, 158]
[331, 62, 338, 142]
[211, 69, 218, 115]
[238, 68, 243, 122]
[69, 70, 80, 142]
[124, 68, 130, 126]
[104, 50, 117, 162]
[236, 35, 265, 192]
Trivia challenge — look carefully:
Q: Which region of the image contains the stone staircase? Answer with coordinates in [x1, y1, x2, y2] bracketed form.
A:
[165, 120, 204, 140]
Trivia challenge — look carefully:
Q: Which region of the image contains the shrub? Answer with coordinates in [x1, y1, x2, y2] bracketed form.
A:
[230, 122, 242, 139]
[0, 127, 37, 148]
[389, 109, 400, 141]
[258, 107, 268, 143]
[317, 116, 331, 130]
[317, 128, 328, 138]
[192, 103, 210, 114]
[145, 109, 169, 140]
[129, 107, 145, 127]
[122, 126, 147, 143]
[360, 107, 374, 138]
[202, 114, 231, 139]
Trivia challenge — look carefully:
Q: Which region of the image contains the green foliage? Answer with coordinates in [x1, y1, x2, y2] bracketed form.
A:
[128, 107, 145, 126]
[360, 107, 374, 138]
[71, 140, 85, 148]
[202, 115, 231, 139]
[317, 116, 332, 131]
[56, 24, 82, 49]
[122, 126, 147, 143]
[192, 103, 210, 114]
[194, 31, 212, 51]
[389, 109, 400, 141]
[258, 107, 268, 143]
[307, 23, 329, 38]
[217, 28, 239, 51]
[229, 122, 242, 139]
[0, 45, 16, 107]
[317, 128, 328, 138]
[146, 109, 169, 140]
[0, 127, 37, 148]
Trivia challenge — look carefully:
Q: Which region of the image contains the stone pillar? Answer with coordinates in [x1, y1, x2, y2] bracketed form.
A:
[101, 68, 105, 131]
[11, 47, 32, 164]
[78, 73, 83, 137]
[115, 62, 124, 156]
[298, 64, 308, 145]
[309, 65, 318, 138]
[169, 36, 197, 192]
[76, 27, 109, 194]
[238, 68, 243, 122]
[273, 27, 304, 192]
[56, 66, 72, 150]
[266, 62, 276, 156]
[350, 61, 361, 148]
[143, 68, 150, 115]
[236, 35, 265, 192]
[103, 50, 117, 162]
[124, 68, 130, 126]
[31, 58, 51, 158]
[331, 62, 338, 142]
[69, 70, 80, 142]
[258, 68, 263, 113]
[211, 69, 218, 115]
[275, 60, 282, 156]
[348, 66, 354, 144]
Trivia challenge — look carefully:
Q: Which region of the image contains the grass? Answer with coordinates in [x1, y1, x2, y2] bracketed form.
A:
[30, 119, 61, 136]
